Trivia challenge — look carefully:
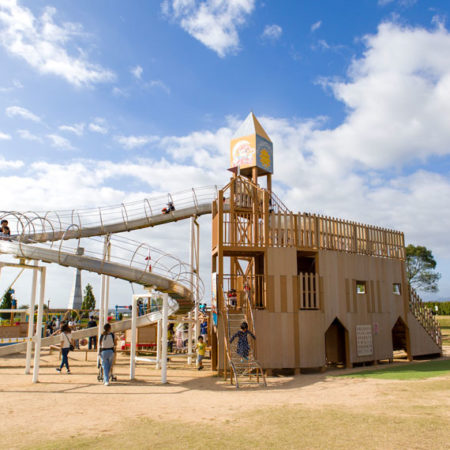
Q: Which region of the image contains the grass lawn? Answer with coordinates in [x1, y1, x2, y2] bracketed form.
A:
[437, 315, 450, 345]
[339, 359, 450, 380]
[33, 403, 449, 450]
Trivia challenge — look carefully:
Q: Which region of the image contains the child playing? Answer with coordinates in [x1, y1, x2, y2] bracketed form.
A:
[196, 335, 206, 370]
[230, 322, 255, 361]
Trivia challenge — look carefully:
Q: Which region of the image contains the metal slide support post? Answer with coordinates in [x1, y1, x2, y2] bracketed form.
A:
[192, 218, 200, 341]
[97, 274, 105, 350]
[130, 295, 138, 380]
[25, 262, 38, 374]
[103, 235, 111, 323]
[161, 293, 169, 384]
[190, 217, 200, 346]
[32, 267, 46, 383]
[156, 318, 161, 370]
[187, 311, 193, 365]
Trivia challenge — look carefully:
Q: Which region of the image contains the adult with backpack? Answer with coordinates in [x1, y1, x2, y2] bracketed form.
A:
[99, 323, 117, 386]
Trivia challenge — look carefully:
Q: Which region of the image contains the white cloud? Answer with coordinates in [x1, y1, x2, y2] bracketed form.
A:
[261, 24, 282, 41]
[131, 65, 143, 79]
[0, 78, 23, 92]
[88, 118, 108, 134]
[0, 131, 11, 140]
[161, 0, 255, 57]
[378, 0, 417, 6]
[0, 156, 23, 169]
[47, 133, 75, 150]
[6, 105, 40, 122]
[17, 129, 42, 142]
[310, 22, 450, 169]
[311, 20, 322, 32]
[115, 135, 159, 150]
[147, 79, 171, 94]
[0, 1, 115, 87]
[59, 123, 84, 136]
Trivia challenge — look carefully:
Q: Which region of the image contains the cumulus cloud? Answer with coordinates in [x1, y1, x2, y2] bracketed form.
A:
[59, 123, 84, 136]
[311, 20, 322, 32]
[0, 131, 11, 140]
[261, 24, 282, 41]
[6, 105, 40, 122]
[114, 135, 159, 150]
[17, 129, 42, 142]
[161, 0, 255, 57]
[88, 118, 108, 134]
[47, 134, 75, 150]
[309, 22, 450, 169]
[0, 0, 115, 87]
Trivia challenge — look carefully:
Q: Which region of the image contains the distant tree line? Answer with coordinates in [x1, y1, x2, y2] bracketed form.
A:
[423, 301, 450, 315]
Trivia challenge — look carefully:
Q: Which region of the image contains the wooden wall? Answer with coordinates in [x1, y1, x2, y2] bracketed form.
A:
[252, 248, 412, 369]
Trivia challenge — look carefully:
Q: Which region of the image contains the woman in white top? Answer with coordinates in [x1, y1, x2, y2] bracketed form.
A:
[99, 323, 117, 386]
[56, 324, 74, 374]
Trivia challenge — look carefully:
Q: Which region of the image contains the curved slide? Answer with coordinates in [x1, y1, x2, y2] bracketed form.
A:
[0, 239, 190, 356]
[12, 186, 219, 243]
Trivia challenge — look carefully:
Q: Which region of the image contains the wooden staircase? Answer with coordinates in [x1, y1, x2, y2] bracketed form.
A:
[222, 292, 266, 388]
[409, 286, 442, 350]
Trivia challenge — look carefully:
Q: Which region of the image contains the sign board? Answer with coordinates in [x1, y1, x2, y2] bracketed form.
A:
[356, 325, 373, 356]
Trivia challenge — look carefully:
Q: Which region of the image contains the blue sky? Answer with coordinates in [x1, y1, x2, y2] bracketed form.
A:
[0, 0, 449, 307]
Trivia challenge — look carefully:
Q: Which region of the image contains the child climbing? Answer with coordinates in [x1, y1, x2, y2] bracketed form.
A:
[230, 322, 255, 361]
[196, 335, 206, 370]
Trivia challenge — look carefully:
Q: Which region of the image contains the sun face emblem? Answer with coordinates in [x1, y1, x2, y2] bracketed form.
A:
[259, 148, 271, 169]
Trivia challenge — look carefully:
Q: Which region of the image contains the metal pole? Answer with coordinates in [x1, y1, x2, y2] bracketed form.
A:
[130, 295, 137, 380]
[102, 235, 111, 323]
[32, 267, 46, 383]
[25, 262, 38, 374]
[97, 274, 105, 350]
[161, 293, 168, 384]
[194, 219, 200, 342]
[187, 311, 193, 365]
[156, 318, 161, 370]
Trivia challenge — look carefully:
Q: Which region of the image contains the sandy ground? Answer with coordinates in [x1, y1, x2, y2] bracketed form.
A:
[0, 347, 449, 449]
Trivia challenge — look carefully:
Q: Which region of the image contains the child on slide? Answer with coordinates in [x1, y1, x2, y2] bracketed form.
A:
[230, 322, 255, 361]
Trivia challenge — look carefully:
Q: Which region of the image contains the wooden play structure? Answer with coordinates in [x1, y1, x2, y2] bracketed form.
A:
[211, 112, 442, 386]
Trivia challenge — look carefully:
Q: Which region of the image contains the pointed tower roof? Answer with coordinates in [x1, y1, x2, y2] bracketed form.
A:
[232, 112, 272, 142]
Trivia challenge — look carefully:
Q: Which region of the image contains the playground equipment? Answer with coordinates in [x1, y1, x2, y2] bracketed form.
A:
[0, 111, 443, 389]
[210, 112, 442, 387]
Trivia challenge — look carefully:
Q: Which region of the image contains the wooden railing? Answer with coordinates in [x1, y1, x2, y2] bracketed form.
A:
[218, 177, 405, 260]
[297, 272, 320, 310]
[409, 287, 442, 348]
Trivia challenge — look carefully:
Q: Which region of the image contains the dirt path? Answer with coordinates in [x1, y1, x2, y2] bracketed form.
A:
[0, 349, 449, 449]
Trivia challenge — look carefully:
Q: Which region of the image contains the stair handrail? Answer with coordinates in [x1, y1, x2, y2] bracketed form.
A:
[409, 285, 442, 348]
[220, 294, 239, 386]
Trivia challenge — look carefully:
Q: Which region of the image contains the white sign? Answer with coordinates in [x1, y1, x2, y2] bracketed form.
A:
[356, 325, 373, 356]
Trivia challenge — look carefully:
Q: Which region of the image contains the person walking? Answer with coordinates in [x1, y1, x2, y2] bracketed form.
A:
[99, 323, 116, 386]
[87, 315, 97, 350]
[56, 324, 74, 374]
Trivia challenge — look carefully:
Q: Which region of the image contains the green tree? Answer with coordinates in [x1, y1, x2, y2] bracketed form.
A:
[81, 283, 96, 310]
[0, 289, 13, 319]
[405, 245, 441, 293]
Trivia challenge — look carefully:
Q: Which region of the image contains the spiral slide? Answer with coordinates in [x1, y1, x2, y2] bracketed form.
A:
[0, 187, 219, 358]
